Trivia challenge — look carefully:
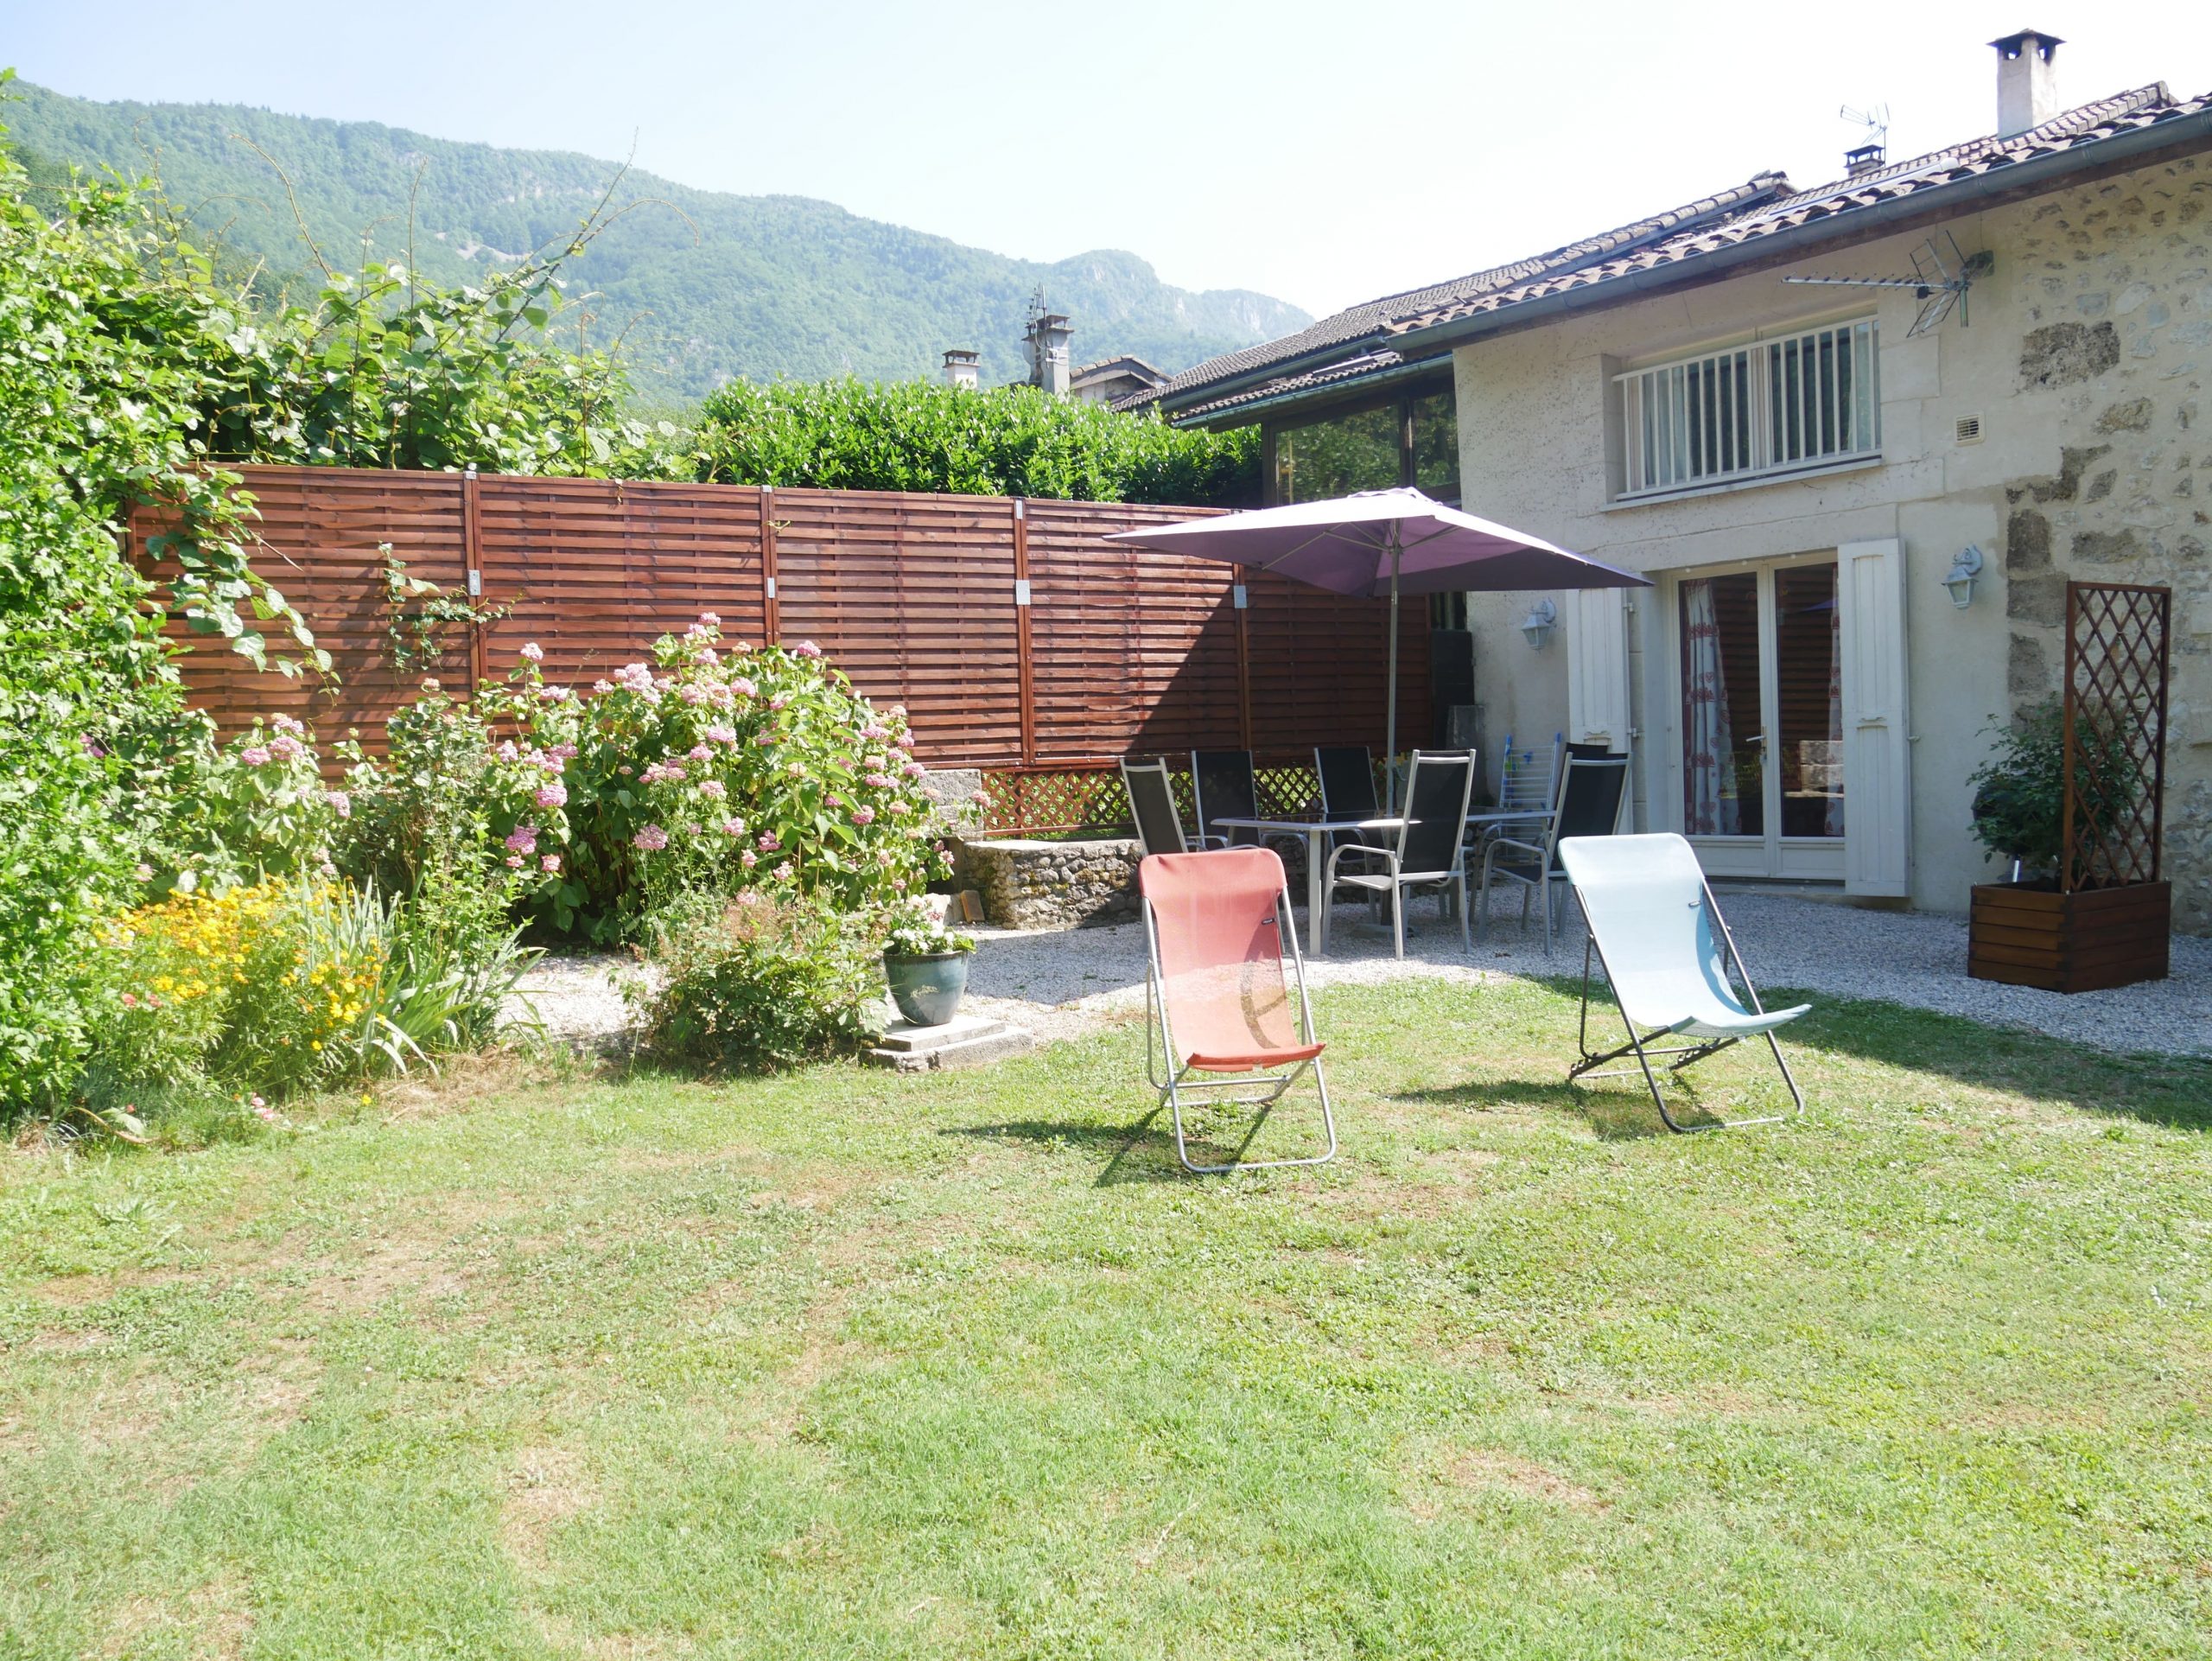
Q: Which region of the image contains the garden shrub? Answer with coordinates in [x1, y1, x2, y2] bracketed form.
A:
[1968, 698, 2140, 881]
[632, 889, 881, 1072]
[472, 616, 952, 943]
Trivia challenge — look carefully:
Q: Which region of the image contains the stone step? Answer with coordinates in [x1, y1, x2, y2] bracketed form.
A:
[873, 1013, 1007, 1053]
[865, 1023, 1034, 1072]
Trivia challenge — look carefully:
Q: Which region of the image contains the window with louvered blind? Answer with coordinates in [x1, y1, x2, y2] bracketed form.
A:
[1616, 319, 1879, 500]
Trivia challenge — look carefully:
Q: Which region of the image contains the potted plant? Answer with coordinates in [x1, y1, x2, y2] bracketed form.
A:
[880, 901, 977, 1028]
[1966, 700, 2165, 992]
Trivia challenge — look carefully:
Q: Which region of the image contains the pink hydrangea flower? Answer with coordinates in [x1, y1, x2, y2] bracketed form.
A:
[905, 760, 927, 778]
[269, 734, 305, 761]
[326, 789, 352, 818]
[677, 684, 709, 706]
[697, 780, 727, 799]
[538, 684, 569, 703]
[553, 743, 580, 760]
[888, 801, 911, 816]
[497, 740, 520, 762]
[688, 744, 713, 762]
[505, 824, 538, 855]
[593, 678, 615, 695]
[896, 734, 917, 751]
[633, 824, 670, 851]
[698, 648, 719, 666]
[792, 640, 823, 659]
[721, 817, 747, 837]
[520, 641, 543, 663]
[861, 723, 888, 741]
[239, 745, 272, 767]
[542, 854, 563, 874]
[741, 850, 758, 869]
[757, 832, 780, 852]
[824, 793, 842, 809]
[705, 723, 736, 745]
[767, 694, 790, 712]
[134, 863, 154, 881]
[754, 733, 776, 748]
[887, 704, 907, 718]
[850, 805, 875, 826]
[271, 714, 305, 735]
[536, 782, 568, 809]
[699, 612, 721, 627]
[732, 678, 759, 699]
[505, 853, 525, 869]
[864, 772, 893, 789]
[421, 678, 441, 692]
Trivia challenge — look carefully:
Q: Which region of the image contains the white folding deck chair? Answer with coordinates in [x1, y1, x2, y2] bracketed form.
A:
[1557, 833, 1809, 1132]
[1139, 847, 1337, 1174]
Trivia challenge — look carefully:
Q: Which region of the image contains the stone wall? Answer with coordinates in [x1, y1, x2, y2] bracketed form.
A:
[2000, 169, 2210, 927]
[953, 836, 1142, 929]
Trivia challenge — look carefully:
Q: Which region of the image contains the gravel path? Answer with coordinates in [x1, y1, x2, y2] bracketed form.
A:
[511, 891, 2210, 1060]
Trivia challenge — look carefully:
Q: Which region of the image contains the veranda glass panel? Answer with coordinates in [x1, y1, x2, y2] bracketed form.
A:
[1775, 562, 1844, 837]
[1409, 389, 1459, 502]
[1274, 406, 1400, 503]
[1680, 572, 1764, 837]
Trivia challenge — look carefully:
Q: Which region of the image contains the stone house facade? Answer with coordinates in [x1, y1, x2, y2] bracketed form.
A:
[1157, 33, 2211, 931]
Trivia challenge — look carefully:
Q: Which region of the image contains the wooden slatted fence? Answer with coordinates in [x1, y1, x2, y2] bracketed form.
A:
[136, 466, 1427, 826]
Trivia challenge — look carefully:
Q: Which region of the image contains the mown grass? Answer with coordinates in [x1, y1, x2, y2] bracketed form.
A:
[3, 977, 2208, 1658]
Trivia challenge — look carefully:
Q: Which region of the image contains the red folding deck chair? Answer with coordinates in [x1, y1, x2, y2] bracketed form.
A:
[1138, 848, 1338, 1174]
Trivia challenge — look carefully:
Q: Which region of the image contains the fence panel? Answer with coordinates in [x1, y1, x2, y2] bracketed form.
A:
[1025, 499, 1243, 764]
[772, 489, 1026, 768]
[135, 466, 471, 755]
[474, 476, 767, 690]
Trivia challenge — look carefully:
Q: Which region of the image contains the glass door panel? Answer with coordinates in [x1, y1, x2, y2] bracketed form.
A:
[1774, 563, 1844, 838]
[1678, 572, 1764, 837]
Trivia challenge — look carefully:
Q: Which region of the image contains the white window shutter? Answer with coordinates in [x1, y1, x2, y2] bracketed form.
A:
[1564, 588, 1631, 754]
[1838, 538, 1910, 897]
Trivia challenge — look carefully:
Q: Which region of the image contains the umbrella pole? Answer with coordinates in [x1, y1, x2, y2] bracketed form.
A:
[1384, 534, 1401, 814]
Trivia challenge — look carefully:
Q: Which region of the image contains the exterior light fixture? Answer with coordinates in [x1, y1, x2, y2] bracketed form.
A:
[1520, 598, 1558, 650]
[1941, 544, 1984, 609]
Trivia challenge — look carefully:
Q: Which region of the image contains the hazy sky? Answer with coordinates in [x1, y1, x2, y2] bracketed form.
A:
[6, 0, 2209, 319]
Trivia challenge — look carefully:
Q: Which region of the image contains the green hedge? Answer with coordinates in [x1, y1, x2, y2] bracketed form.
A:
[692, 379, 1257, 507]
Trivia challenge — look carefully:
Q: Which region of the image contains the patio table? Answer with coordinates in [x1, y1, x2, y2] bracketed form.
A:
[1209, 815, 1406, 956]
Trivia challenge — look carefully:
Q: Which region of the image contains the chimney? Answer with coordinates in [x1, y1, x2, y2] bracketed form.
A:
[1023, 299, 1074, 398]
[941, 348, 979, 391]
[1991, 28, 2063, 138]
[1845, 141, 1886, 180]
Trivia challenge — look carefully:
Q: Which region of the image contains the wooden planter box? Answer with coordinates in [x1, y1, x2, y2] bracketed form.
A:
[1967, 880, 2171, 993]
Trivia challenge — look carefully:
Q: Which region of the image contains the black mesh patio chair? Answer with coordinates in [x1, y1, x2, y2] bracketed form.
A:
[1120, 757, 1189, 858]
[1190, 749, 1260, 850]
[1475, 754, 1630, 954]
[1320, 748, 1478, 958]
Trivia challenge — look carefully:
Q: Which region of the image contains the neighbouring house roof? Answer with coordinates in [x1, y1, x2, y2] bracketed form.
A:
[1074, 354, 1167, 384]
[1160, 81, 2212, 426]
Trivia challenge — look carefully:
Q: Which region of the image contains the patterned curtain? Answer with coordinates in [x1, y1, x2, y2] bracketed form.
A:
[1825, 583, 1846, 837]
[1681, 578, 1739, 836]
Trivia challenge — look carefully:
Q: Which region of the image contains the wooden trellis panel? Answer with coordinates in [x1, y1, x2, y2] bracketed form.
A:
[2063, 580, 2171, 892]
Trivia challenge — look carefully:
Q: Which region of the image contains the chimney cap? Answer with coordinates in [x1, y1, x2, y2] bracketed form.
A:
[942, 347, 980, 364]
[1989, 27, 2063, 60]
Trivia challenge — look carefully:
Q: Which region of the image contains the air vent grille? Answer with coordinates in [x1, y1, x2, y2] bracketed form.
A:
[1955, 414, 1984, 444]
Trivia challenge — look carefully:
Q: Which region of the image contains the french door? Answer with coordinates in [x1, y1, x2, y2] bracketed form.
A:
[1670, 556, 1847, 881]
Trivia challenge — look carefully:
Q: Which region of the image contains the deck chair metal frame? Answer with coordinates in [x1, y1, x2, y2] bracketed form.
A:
[1139, 848, 1337, 1174]
[1559, 832, 1808, 1133]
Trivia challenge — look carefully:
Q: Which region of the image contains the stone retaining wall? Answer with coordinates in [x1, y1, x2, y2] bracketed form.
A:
[953, 836, 1142, 929]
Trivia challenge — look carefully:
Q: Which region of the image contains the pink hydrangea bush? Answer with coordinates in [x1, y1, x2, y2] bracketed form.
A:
[469, 617, 949, 941]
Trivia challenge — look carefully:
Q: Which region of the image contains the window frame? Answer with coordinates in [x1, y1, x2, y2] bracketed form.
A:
[1259, 376, 1459, 508]
[1613, 317, 1879, 503]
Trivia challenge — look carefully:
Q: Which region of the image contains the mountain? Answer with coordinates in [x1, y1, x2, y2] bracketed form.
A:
[3, 78, 1310, 404]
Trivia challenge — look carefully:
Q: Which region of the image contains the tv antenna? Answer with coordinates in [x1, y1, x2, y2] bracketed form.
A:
[1840, 102, 1890, 154]
[1782, 228, 1994, 335]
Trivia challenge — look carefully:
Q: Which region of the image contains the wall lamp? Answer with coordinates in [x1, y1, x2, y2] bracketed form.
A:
[1941, 544, 1984, 610]
[1520, 598, 1558, 650]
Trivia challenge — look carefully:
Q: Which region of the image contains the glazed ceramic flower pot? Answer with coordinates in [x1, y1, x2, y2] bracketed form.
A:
[883, 950, 971, 1027]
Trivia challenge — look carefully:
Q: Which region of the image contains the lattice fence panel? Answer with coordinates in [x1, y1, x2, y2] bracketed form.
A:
[2062, 581, 2171, 893]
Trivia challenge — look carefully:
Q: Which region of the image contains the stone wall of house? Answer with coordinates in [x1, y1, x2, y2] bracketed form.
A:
[1999, 173, 2210, 927]
[1446, 150, 2210, 929]
[953, 837, 1142, 929]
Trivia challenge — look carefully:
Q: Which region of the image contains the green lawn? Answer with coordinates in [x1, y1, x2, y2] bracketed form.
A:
[3, 977, 2209, 1659]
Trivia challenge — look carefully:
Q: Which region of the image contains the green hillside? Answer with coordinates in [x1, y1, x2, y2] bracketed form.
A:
[3, 78, 1308, 404]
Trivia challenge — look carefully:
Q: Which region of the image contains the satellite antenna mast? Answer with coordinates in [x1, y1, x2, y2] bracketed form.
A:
[1782, 228, 1994, 336]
